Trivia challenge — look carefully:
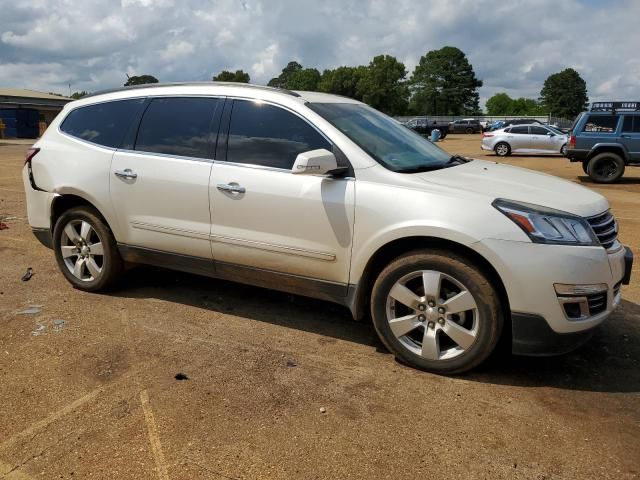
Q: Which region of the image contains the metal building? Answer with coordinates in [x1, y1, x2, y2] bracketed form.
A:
[0, 88, 72, 139]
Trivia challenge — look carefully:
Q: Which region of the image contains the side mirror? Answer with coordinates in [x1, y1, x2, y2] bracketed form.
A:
[547, 132, 555, 136]
[292, 149, 340, 176]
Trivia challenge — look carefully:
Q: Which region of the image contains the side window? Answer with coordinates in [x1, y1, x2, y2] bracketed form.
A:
[226, 100, 331, 170]
[622, 116, 640, 133]
[135, 97, 220, 159]
[511, 126, 529, 134]
[60, 99, 145, 148]
[582, 115, 618, 133]
[530, 126, 549, 135]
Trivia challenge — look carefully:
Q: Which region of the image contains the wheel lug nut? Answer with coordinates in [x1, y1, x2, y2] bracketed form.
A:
[428, 301, 435, 307]
[438, 307, 445, 314]
[427, 321, 435, 329]
[418, 314, 426, 322]
[418, 304, 426, 311]
[438, 317, 445, 325]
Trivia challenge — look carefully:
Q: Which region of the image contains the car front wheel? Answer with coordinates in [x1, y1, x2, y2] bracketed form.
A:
[370, 250, 503, 374]
[53, 206, 123, 291]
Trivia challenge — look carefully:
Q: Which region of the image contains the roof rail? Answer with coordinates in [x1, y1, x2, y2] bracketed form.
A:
[83, 81, 301, 99]
[590, 101, 640, 112]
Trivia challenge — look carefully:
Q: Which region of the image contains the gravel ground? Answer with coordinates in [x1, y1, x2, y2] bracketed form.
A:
[0, 136, 639, 479]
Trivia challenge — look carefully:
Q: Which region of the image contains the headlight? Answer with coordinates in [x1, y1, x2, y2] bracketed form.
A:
[493, 199, 598, 246]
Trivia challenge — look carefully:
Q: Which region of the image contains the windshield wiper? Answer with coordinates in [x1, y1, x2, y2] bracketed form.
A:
[445, 154, 471, 166]
[394, 155, 472, 174]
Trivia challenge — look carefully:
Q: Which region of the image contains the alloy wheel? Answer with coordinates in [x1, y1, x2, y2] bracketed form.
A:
[385, 270, 479, 361]
[495, 144, 509, 156]
[59, 219, 104, 282]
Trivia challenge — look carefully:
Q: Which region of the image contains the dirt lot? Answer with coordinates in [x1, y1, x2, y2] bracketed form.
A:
[1, 136, 639, 479]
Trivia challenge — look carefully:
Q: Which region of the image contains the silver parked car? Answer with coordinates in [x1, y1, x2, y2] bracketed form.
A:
[481, 124, 568, 157]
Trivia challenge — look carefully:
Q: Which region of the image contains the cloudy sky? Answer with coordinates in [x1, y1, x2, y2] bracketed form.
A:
[1, 0, 638, 107]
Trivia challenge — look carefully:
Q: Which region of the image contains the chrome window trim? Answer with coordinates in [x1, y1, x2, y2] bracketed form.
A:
[116, 148, 215, 164]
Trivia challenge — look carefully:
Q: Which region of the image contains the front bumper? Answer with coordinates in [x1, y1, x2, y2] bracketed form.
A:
[474, 239, 633, 355]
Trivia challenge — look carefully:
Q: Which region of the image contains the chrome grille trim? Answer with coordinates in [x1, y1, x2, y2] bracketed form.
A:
[587, 210, 619, 251]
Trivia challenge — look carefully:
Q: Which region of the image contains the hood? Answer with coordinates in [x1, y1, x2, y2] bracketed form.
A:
[417, 159, 608, 217]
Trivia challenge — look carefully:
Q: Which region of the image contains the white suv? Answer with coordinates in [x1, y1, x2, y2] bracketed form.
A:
[23, 83, 633, 374]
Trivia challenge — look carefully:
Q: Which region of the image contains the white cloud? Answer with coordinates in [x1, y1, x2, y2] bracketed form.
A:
[0, 0, 639, 107]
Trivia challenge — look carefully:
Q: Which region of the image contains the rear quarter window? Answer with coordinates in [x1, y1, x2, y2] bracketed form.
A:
[582, 115, 619, 133]
[60, 99, 145, 148]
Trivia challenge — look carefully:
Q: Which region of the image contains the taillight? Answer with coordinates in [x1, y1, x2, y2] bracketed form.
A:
[483, 133, 494, 138]
[24, 147, 40, 165]
[568, 135, 576, 149]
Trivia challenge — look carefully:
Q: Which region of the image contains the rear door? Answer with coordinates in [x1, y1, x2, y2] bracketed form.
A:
[110, 96, 222, 259]
[620, 116, 640, 163]
[506, 125, 531, 152]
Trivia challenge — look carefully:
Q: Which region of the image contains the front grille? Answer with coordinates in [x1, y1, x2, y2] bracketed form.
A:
[586, 291, 607, 315]
[587, 211, 619, 250]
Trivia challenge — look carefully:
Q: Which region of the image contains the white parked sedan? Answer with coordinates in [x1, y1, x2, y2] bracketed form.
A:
[482, 124, 568, 156]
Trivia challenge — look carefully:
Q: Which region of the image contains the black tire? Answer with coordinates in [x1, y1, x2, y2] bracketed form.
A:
[440, 132, 447, 140]
[586, 152, 625, 183]
[53, 206, 123, 291]
[370, 249, 503, 375]
[494, 142, 511, 157]
[561, 144, 567, 156]
[465, 127, 473, 134]
[582, 161, 589, 174]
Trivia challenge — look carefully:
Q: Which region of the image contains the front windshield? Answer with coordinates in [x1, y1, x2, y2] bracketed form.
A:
[307, 102, 454, 173]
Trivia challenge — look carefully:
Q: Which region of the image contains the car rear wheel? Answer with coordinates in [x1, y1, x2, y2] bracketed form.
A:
[370, 250, 503, 374]
[586, 152, 625, 183]
[494, 142, 511, 157]
[465, 127, 473, 134]
[561, 144, 567, 155]
[53, 206, 123, 291]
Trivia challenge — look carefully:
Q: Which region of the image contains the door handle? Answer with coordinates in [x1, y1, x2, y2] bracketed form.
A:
[114, 169, 138, 180]
[217, 183, 246, 194]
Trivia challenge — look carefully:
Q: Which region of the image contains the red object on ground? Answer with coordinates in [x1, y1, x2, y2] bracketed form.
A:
[0, 222, 8, 230]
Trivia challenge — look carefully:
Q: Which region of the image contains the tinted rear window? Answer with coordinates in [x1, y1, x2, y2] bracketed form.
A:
[622, 116, 640, 133]
[135, 97, 220, 159]
[582, 115, 619, 133]
[510, 126, 529, 134]
[61, 99, 144, 148]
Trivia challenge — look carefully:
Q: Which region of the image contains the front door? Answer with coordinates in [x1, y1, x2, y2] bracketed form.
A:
[620, 116, 640, 162]
[110, 96, 222, 259]
[210, 99, 355, 288]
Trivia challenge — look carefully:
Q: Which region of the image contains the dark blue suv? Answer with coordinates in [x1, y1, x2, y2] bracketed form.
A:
[566, 102, 640, 183]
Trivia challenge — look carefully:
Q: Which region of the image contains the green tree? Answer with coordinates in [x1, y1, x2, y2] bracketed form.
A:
[267, 61, 303, 88]
[70, 91, 89, 99]
[485, 92, 514, 115]
[286, 68, 321, 91]
[409, 46, 482, 115]
[540, 68, 588, 118]
[486, 92, 548, 116]
[318, 66, 366, 100]
[357, 54, 409, 115]
[124, 74, 159, 86]
[213, 69, 250, 83]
